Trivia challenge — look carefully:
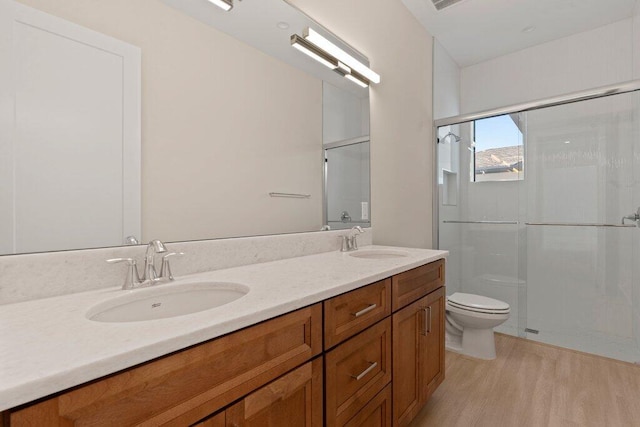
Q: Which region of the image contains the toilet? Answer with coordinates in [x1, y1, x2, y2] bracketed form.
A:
[445, 292, 510, 360]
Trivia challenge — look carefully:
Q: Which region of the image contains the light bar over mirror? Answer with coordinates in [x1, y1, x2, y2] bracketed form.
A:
[290, 27, 379, 88]
[290, 34, 338, 70]
[207, 0, 233, 12]
[303, 28, 380, 84]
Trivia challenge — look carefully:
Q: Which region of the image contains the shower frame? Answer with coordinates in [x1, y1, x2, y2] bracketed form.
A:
[432, 79, 640, 248]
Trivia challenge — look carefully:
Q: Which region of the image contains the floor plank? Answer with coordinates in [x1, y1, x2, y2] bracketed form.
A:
[409, 334, 640, 427]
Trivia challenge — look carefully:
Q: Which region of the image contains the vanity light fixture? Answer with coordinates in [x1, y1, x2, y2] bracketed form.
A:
[303, 28, 380, 84]
[345, 73, 369, 88]
[207, 0, 233, 11]
[291, 34, 338, 70]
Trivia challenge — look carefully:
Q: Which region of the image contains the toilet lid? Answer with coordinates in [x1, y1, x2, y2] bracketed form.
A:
[447, 292, 510, 313]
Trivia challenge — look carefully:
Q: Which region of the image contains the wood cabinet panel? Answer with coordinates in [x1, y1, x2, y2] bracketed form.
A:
[324, 279, 391, 350]
[343, 385, 392, 427]
[225, 358, 323, 427]
[421, 287, 445, 403]
[391, 260, 444, 312]
[10, 304, 322, 427]
[325, 318, 392, 426]
[192, 411, 225, 427]
[392, 298, 421, 427]
[392, 287, 445, 427]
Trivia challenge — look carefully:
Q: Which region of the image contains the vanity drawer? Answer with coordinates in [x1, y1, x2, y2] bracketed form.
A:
[9, 304, 322, 427]
[324, 278, 391, 349]
[325, 318, 392, 427]
[344, 385, 392, 427]
[392, 260, 445, 311]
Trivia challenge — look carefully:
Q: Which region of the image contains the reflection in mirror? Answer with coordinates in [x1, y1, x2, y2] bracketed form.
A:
[325, 139, 370, 230]
[0, 0, 371, 255]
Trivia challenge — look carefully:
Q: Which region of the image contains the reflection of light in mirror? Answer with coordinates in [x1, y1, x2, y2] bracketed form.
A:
[291, 35, 338, 70]
[345, 74, 368, 88]
[207, 0, 233, 11]
[304, 28, 380, 84]
[337, 61, 351, 74]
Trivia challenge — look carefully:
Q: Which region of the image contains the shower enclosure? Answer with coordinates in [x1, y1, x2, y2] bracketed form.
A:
[435, 81, 640, 363]
[324, 137, 371, 230]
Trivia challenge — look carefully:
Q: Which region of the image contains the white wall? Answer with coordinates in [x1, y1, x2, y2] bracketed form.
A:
[291, 0, 435, 249]
[635, 1, 640, 79]
[461, 19, 635, 113]
[433, 40, 460, 120]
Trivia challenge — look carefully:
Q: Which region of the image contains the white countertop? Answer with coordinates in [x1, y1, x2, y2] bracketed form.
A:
[0, 245, 447, 411]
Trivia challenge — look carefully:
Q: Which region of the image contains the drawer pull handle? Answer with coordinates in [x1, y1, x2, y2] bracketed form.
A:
[421, 306, 432, 336]
[351, 361, 378, 380]
[352, 303, 377, 318]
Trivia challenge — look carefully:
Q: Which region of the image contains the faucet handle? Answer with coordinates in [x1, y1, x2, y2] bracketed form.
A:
[349, 226, 365, 250]
[106, 258, 141, 290]
[350, 226, 364, 234]
[160, 252, 185, 281]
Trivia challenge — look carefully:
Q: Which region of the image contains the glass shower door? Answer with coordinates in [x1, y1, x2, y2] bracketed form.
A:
[437, 115, 524, 337]
[524, 90, 640, 362]
[324, 140, 370, 230]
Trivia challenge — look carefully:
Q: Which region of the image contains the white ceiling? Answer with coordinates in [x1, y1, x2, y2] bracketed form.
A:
[402, 0, 637, 67]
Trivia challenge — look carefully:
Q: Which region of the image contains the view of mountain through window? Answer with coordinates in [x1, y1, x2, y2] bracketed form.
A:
[472, 114, 524, 182]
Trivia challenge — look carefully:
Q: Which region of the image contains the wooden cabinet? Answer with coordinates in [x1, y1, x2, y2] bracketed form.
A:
[392, 287, 445, 427]
[225, 358, 323, 427]
[343, 385, 392, 427]
[194, 359, 323, 427]
[392, 259, 444, 312]
[9, 304, 322, 427]
[324, 278, 391, 350]
[325, 318, 392, 426]
[6, 258, 446, 427]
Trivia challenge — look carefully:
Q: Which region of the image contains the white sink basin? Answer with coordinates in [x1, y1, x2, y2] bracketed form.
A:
[349, 249, 409, 259]
[87, 282, 249, 322]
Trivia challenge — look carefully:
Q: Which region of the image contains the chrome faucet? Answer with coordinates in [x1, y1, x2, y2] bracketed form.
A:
[622, 207, 640, 226]
[341, 226, 365, 252]
[142, 239, 167, 283]
[107, 240, 184, 289]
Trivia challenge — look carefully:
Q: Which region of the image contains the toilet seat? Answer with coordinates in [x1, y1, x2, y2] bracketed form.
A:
[447, 292, 510, 315]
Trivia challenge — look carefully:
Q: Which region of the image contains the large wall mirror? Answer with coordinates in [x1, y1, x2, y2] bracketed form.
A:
[0, 0, 371, 255]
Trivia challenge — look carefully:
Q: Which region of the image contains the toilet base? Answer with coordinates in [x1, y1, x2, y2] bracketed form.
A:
[461, 328, 496, 360]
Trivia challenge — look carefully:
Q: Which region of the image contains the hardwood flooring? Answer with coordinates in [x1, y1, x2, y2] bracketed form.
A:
[410, 334, 640, 427]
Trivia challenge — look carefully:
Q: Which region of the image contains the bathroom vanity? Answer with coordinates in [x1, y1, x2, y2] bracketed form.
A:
[0, 247, 446, 426]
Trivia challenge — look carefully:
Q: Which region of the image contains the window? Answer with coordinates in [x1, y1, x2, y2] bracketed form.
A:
[472, 114, 524, 182]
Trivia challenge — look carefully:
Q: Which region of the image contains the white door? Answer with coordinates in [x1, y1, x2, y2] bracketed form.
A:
[0, 0, 140, 254]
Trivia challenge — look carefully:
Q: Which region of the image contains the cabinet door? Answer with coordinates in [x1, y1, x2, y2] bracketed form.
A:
[420, 287, 445, 402]
[226, 358, 323, 427]
[392, 287, 445, 427]
[392, 297, 422, 427]
[343, 385, 392, 427]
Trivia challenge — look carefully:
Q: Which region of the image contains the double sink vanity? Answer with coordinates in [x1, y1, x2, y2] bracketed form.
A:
[0, 243, 447, 426]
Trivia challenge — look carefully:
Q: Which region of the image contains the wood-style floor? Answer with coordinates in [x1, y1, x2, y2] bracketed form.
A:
[410, 334, 640, 427]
